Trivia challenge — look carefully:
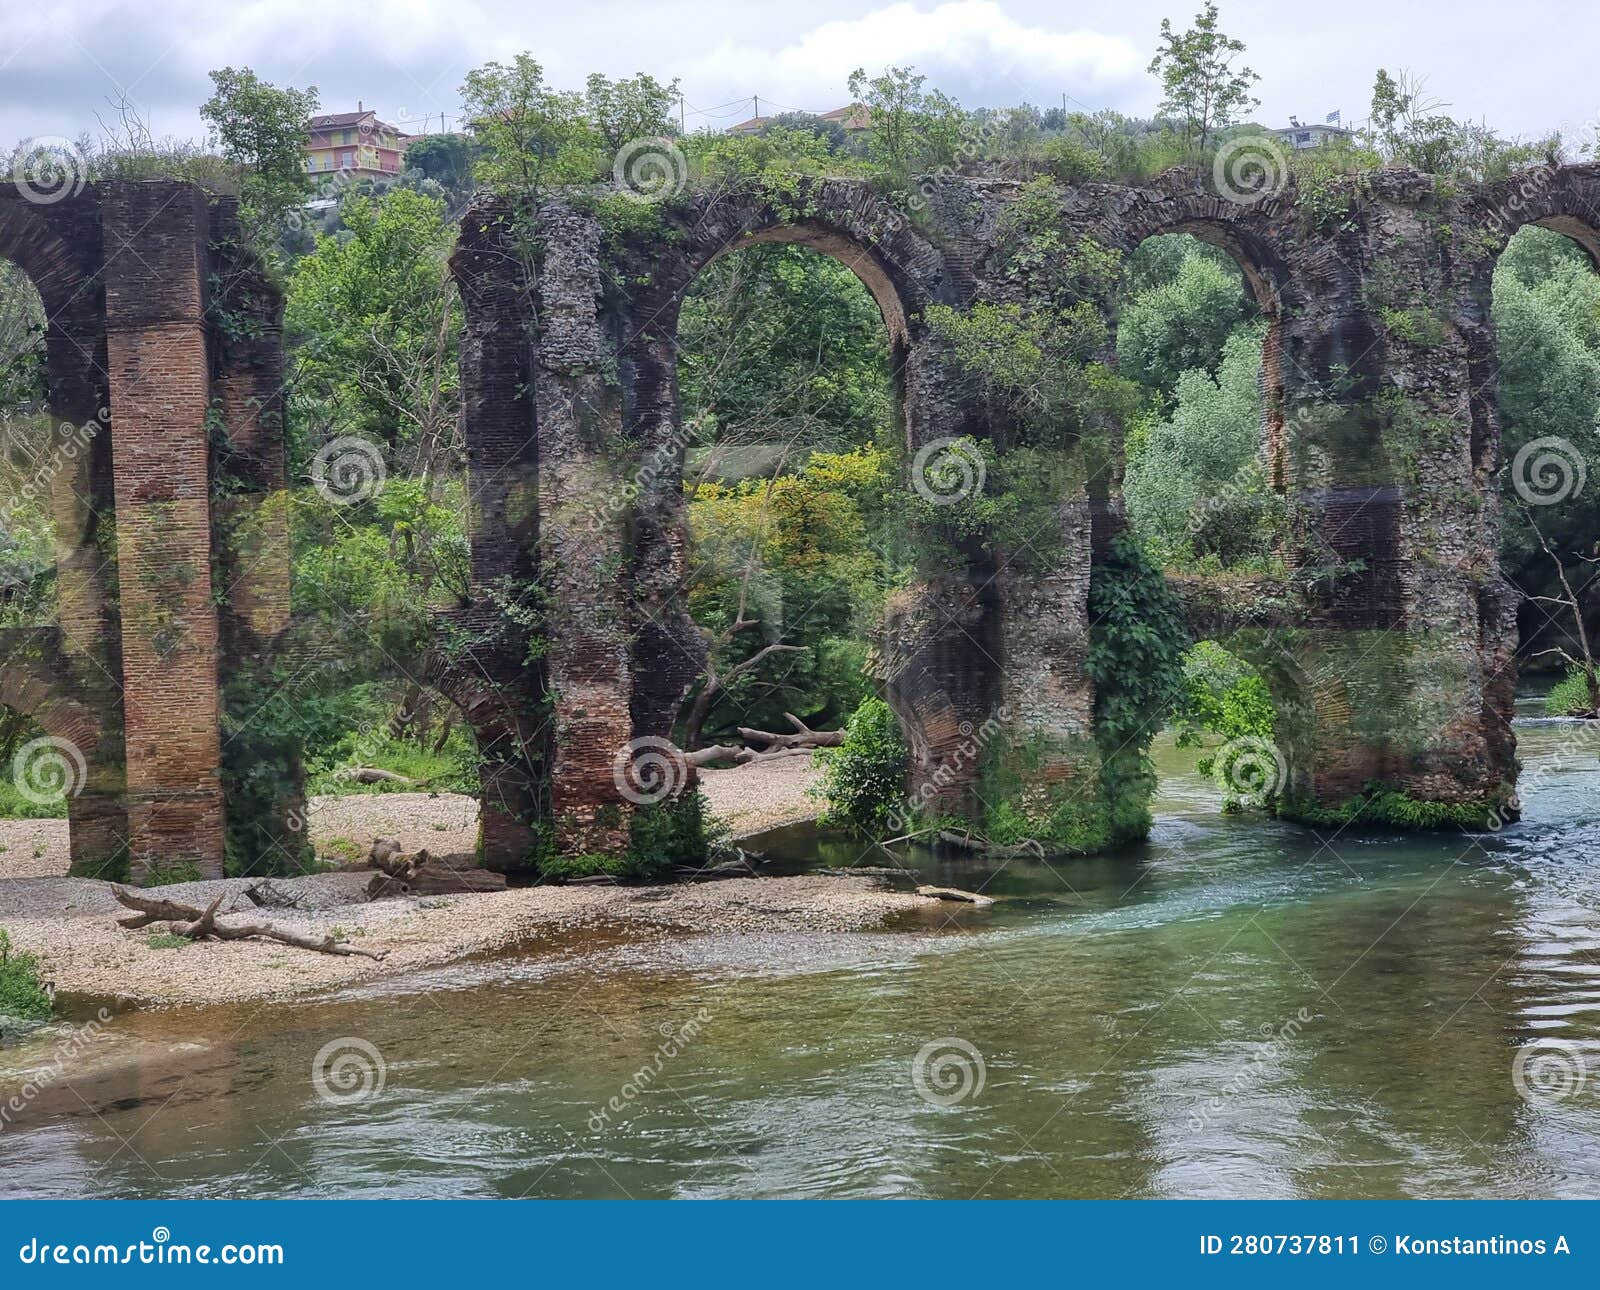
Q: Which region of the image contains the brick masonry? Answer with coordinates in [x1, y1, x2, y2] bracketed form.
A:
[5, 165, 1597, 876]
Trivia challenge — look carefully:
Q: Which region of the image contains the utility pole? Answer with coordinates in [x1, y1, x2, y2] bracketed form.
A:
[753, 94, 759, 121]
[680, 90, 686, 134]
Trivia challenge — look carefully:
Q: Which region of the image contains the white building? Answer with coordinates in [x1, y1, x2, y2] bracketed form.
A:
[1274, 118, 1356, 151]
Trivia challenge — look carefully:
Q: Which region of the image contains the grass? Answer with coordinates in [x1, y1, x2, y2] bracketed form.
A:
[0, 929, 52, 1020]
[306, 730, 479, 797]
[145, 933, 190, 950]
[0, 778, 66, 819]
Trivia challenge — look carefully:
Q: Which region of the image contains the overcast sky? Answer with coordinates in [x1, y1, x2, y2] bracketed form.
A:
[2, 0, 1597, 152]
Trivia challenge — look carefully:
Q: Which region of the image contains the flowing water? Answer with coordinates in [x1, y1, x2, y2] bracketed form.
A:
[3, 701, 1599, 1198]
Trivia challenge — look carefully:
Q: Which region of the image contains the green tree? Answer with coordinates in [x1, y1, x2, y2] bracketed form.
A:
[1124, 322, 1283, 568]
[403, 133, 479, 194]
[846, 65, 967, 193]
[678, 244, 894, 454]
[583, 72, 679, 150]
[1147, 3, 1259, 155]
[1116, 251, 1253, 402]
[459, 54, 595, 206]
[285, 188, 461, 476]
[199, 67, 319, 238]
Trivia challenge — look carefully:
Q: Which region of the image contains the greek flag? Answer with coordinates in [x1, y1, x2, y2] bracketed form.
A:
[1325, 110, 1341, 124]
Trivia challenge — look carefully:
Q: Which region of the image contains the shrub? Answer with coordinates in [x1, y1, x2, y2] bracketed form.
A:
[811, 697, 908, 834]
[0, 929, 52, 1021]
[1085, 534, 1191, 843]
[1545, 666, 1599, 718]
[537, 791, 726, 884]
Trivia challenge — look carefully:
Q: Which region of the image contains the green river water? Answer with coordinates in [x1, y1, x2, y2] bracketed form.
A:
[2, 701, 1598, 1198]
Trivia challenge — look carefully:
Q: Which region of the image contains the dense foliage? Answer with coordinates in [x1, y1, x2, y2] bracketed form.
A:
[811, 697, 909, 834]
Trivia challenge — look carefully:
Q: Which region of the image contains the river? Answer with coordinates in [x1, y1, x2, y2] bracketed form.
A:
[2, 700, 1598, 1198]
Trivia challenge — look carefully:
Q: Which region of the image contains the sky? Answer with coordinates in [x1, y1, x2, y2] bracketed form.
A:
[1, 0, 1597, 152]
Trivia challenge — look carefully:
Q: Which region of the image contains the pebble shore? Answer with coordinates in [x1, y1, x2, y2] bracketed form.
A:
[0, 761, 951, 1008]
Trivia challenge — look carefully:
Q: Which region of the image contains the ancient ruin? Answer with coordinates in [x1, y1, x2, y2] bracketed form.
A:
[6, 163, 1597, 880]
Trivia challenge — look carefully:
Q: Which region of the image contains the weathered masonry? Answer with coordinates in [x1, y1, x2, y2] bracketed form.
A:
[5, 165, 1597, 878]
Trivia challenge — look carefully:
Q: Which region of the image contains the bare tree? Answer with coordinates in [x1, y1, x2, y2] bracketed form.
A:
[1523, 506, 1599, 717]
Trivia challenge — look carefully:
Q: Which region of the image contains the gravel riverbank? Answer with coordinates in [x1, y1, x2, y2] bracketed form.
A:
[0, 761, 931, 1009]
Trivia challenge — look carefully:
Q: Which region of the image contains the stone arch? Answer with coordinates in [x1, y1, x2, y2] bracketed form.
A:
[0, 190, 114, 657]
[0, 192, 127, 876]
[1457, 167, 1600, 778]
[1084, 175, 1307, 497]
[618, 181, 960, 749]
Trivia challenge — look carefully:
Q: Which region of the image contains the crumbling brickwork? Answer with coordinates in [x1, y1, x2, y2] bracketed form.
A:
[6, 165, 1594, 879]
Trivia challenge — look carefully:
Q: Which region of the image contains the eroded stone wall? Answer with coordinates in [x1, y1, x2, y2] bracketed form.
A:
[10, 165, 1597, 877]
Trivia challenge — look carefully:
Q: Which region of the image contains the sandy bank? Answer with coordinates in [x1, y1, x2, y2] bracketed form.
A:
[0, 761, 909, 1010]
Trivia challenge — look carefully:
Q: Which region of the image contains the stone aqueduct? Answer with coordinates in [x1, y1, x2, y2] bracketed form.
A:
[3, 164, 1597, 880]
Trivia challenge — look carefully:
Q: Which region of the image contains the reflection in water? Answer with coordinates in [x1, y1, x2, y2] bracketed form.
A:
[2, 709, 1598, 1198]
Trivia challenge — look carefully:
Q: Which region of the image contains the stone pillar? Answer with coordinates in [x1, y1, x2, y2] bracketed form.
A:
[448, 202, 548, 874]
[882, 336, 1006, 822]
[100, 182, 225, 879]
[1263, 174, 1515, 819]
[207, 199, 306, 873]
[534, 202, 634, 857]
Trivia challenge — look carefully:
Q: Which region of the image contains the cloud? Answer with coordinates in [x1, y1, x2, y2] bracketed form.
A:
[683, 0, 1148, 117]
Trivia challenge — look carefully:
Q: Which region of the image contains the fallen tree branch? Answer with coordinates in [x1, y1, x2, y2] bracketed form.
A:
[363, 839, 506, 899]
[342, 767, 426, 787]
[736, 713, 845, 751]
[936, 830, 1045, 860]
[112, 887, 389, 960]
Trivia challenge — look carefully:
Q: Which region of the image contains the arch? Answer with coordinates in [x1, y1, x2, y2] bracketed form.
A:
[1459, 185, 1600, 773]
[618, 181, 957, 749]
[1084, 174, 1301, 317]
[1464, 163, 1600, 270]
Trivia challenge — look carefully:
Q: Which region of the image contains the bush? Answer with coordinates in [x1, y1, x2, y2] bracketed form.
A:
[811, 697, 908, 833]
[1545, 666, 1599, 718]
[0, 929, 52, 1021]
[537, 791, 726, 884]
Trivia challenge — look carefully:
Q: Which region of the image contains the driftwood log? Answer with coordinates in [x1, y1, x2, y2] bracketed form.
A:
[364, 840, 506, 900]
[684, 713, 845, 768]
[112, 888, 389, 959]
[343, 767, 425, 787]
